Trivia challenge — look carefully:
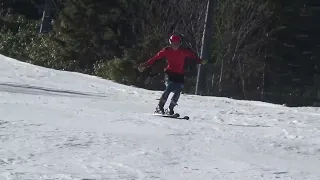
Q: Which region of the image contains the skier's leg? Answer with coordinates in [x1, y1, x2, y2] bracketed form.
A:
[159, 81, 176, 102]
[168, 83, 184, 114]
[157, 85, 170, 112]
[156, 74, 174, 113]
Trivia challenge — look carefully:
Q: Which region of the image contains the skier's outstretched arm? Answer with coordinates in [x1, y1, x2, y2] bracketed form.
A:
[138, 48, 167, 72]
[146, 48, 167, 66]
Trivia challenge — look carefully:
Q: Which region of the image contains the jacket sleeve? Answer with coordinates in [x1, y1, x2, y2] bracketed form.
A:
[183, 49, 202, 64]
[146, 48, 167, 66]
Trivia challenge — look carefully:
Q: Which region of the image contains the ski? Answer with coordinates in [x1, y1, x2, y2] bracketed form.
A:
[153, 113, 190, 120]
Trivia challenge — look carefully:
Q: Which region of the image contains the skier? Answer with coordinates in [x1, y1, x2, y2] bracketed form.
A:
[138, 34, 205, 115]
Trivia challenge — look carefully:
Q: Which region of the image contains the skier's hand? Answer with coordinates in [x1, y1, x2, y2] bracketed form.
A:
[138, 62, 148, 72]
[201, 59, 208, 65]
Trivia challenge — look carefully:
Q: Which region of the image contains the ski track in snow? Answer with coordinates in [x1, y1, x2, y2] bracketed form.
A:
[0, 54, 320, 180]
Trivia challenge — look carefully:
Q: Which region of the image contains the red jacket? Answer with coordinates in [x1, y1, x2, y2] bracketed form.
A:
[146, 47, 201, 74]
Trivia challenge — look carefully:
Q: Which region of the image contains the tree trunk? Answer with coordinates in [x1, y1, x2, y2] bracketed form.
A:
[261, 62, 266, 100]
[218, 57, 224, 92]
[237, 54, 247, 99]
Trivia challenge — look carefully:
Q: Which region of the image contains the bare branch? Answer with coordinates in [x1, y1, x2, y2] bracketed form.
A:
[214, 0, 274, 97]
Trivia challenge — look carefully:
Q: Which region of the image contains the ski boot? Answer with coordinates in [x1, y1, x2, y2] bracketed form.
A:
[166, 100, 177, 115]
[155, 99, 166, 114]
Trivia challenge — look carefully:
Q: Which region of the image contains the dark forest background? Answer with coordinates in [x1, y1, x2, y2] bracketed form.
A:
[1, 0, 320, 107]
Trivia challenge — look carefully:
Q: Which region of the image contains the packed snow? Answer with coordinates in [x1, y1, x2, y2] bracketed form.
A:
[0, 53, 320, 180]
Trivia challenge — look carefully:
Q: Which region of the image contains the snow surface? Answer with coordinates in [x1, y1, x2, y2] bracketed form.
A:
[0, 53, 320, 180]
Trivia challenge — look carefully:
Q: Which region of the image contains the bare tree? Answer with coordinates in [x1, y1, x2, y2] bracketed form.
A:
[213, 0, 274, 99]
[132, 0, 207, 51]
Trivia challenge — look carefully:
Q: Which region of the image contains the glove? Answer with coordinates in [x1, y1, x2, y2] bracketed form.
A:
[138, 62, 148, 72]
[201, 59, 208, 65]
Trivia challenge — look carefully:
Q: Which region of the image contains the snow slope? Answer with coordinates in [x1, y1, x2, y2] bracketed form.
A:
[0, 53, 320, 180]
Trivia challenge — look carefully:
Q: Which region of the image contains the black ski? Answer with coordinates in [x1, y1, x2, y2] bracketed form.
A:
[153, 113, 190, 120]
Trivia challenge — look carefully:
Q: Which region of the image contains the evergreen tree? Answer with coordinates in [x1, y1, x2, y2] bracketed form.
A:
[265, 0, 320, 105]
[55, 0, 135, 73]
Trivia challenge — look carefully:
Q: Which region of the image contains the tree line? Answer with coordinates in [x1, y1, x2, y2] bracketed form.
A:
[0, 0, 319, 107]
